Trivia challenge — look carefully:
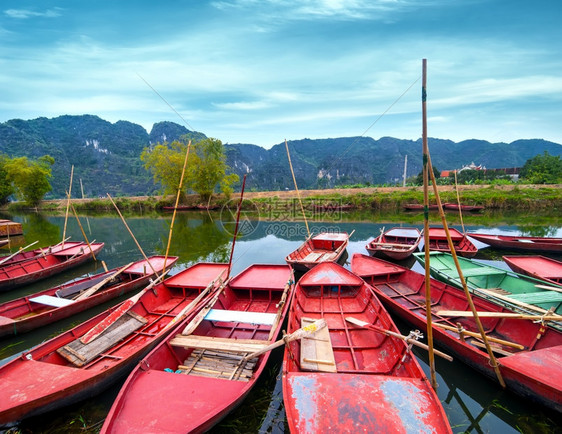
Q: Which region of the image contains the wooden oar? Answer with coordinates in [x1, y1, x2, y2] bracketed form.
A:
[161, 276, 224, 334]
[535, 284, 562, 293]
[74, 262, 134, 301]
[370, 241, 411, 249]
[0, 240, 39, 266]
[436, 310, 562, 321]
[79, 270, 171, 344]
[181, 278, 232, 336]
[242, 319, 327, 362]
[432, 322, 524, 349]
[345, 317, 453, 361]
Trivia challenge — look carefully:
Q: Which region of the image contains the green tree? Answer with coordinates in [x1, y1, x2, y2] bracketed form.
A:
[4, 155, 55, 206]
[520, 151, 562, 184]
[141, 140, 186, 198]
[187, 138, 239, 201]
[141, 137, 239, 201]
[0, 154, 15, 205]
[413, 165, 441, 185]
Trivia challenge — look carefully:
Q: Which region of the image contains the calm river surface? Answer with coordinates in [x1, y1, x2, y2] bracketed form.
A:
[0, 208, 561, 433]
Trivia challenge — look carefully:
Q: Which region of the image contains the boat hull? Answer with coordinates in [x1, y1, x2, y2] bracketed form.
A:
[503, 255, 562, 286]
[425, 227, 478, 258]
[101, 264, 294, 434]
[414, 251, 562, 314]
[351, 253, 562, 413]
[284, 373, 450, 433]
[0, 256, 178, 338]
[366, 227, 421, 260]
[282, 261, 451, 432]
[286, 232, 349, 271]
[467, 233, 562, 253]
[0, 242, 105, 291]
[0, 262, 228, 427]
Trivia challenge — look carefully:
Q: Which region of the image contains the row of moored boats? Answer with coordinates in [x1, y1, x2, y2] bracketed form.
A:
[0, 228, 561, 432]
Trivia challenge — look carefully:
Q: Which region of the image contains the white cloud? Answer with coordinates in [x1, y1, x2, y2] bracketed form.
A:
[4, 8, 62, 19]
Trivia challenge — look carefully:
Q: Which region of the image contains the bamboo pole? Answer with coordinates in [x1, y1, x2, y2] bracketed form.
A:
[346, 317, 453, 361]
[454, 171, 466, 234]
[421, 58, 437, 390]
[436, 310, 562, 321]
[62, 165, 74, 247]
[163, 140, 191, 273]
[285, 139, 310, 238]
[432, 322, 524, 349]
[227, 174, 247, 279]
[107, 193, 159, 278]
[426, 157, 506, 388]
[68, 198, 97, 261]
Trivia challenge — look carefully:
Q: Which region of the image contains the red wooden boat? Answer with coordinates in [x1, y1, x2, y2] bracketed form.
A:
[351, 253, 562, 413]
[0, 240, 74, 267]
[0, 220, 23, 237]
[0, 242, 105, 291]
[404, 203, 439, 211]
[366, 227, 421, 260]
[0, 256, 178, 338]
[0, 262, 228, 426]
[282, 261, 451, 432]
[425, 227, 478, 258]
[312, 203, 353, 212]
[285, 232, 349, 271]
[467, 233, 562, 253]
[444, 203, 484, 212]
[503, 255, 562, 286]
[101, 264, 294, 434]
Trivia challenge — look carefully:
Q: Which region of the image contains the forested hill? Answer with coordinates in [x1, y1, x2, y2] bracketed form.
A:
[0, 115, 560, 198]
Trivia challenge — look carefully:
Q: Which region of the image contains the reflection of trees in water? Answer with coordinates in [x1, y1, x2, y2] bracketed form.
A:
[21, 213, 61, 246]
[156, 213, 232, 265]
[518, 226, 558, 237]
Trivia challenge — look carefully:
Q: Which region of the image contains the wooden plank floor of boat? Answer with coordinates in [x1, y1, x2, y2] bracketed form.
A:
[57, 312, 147, 367]
[178, 349, 257, 381]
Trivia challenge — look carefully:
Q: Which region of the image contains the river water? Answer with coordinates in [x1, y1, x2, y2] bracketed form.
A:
[0, 208, 561, 433]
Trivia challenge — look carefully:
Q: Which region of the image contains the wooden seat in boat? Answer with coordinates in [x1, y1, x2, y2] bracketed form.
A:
[299, 317, 336, 373]
[169, 335, 269, 353]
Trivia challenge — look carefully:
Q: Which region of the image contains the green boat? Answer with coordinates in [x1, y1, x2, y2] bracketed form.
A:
[413, 251, 562, 315]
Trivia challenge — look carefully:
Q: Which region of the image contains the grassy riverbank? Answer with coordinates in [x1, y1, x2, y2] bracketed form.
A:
[3, 184, 561, 214]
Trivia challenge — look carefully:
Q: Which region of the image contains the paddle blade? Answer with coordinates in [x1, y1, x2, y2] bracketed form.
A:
[80, 300, 134, 344]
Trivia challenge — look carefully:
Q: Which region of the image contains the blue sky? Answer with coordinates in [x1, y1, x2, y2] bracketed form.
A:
[1, 0, 561, 148]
